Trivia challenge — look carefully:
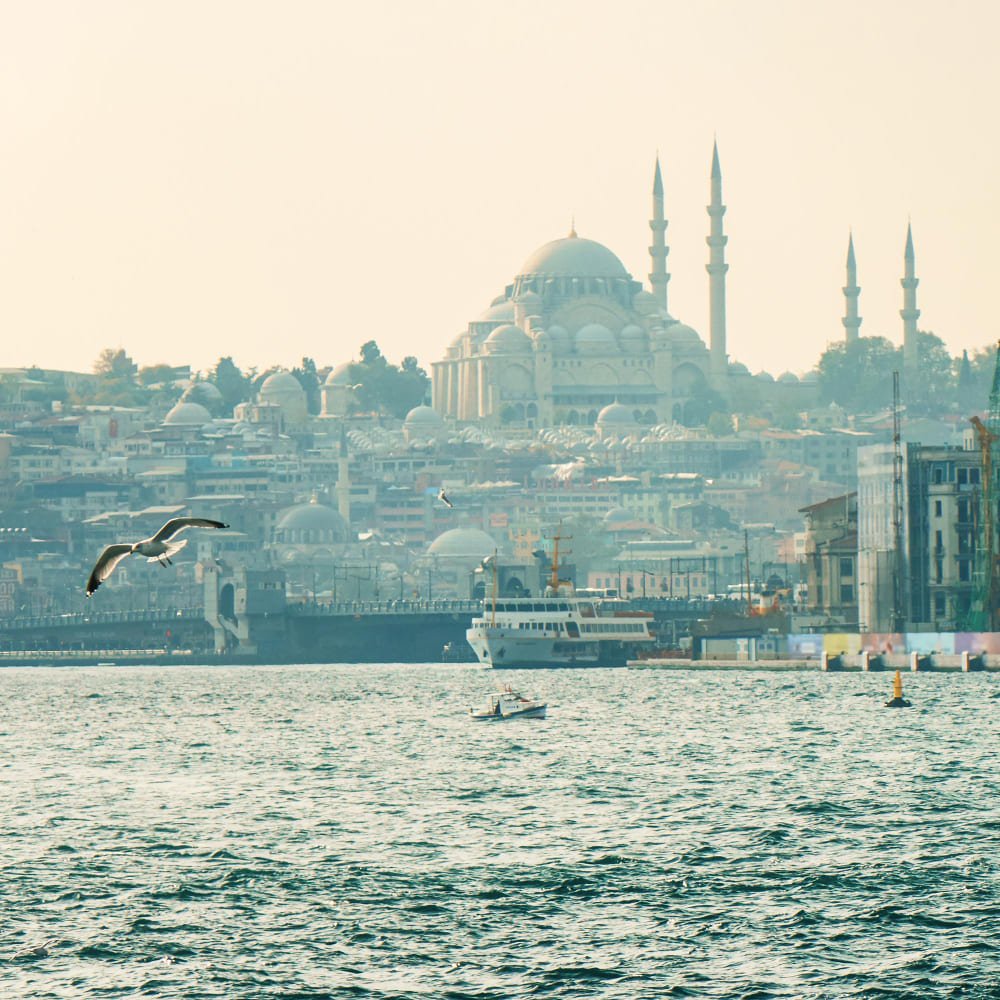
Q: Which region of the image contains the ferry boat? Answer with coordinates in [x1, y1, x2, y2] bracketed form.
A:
[465, 533, 656, 668]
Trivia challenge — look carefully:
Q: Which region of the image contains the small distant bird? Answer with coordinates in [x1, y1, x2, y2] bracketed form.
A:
[438, 488, 454, 509]
[86, 517, 229, 596]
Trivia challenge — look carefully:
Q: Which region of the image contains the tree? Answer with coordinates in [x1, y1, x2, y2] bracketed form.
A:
[706, 411, 734, 436]
[679, 390, 728, 428]
[345, 342, 430, 419]
[817, 336, 901, 413]
[138, 363, 177, 387]
[905, 331, 956, 416]
[209, 357, 252, 409]
[93, 348, 137, 382]
[292, 357, 322, 415]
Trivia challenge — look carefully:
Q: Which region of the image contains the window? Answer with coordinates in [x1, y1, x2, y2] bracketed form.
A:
[934, 592, 946, 617]
[934, 500, 942, 517]
[971, 468, 981, 485]
[959, 560, 971, 582]
[935, 530, 943, 551]
[839, 557, 853, 577]
[840, 584, 855, 604]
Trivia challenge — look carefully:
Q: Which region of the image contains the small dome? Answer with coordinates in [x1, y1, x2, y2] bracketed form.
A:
[515, 289, 541, 306]
[517, 235, 629, 280]
[404, 405, 444, 427]
[777, 371, 800, 384]
[603, 506, 634, 525]
[261, 371, 304, 395]
[668, 322, 701, 345]
[182, 382, 223, 405]
[477, 299, 515, 323]
[620, 323, 646, 354]
[324, 362, 355, 386]
[427, 527, 498, 558]
[546, 325, 571, 352]
[755, 371, 776, 382]
[163, 401, 212, 426]
[729, 362, 750, 376]
[485, 323, 533, 354]
[575, 323, 616, 354]
[275, 497, 348, 544]
[597, 402, 636, 425]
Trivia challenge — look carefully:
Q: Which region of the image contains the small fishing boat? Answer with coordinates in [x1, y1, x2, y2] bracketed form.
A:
[469, 685, 547, 721]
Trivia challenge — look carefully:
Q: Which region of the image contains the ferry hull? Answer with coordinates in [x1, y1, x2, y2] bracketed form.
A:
[466, 627, 641, 668]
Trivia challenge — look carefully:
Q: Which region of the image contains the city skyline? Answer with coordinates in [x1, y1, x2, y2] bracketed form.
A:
[1, 1, 997, 378]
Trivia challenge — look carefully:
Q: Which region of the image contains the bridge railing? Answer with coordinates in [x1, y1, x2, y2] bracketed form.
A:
[0, 607, 203, 631]
[288, 599, 481, 617]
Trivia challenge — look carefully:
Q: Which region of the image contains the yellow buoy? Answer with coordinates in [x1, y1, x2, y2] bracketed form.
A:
[885, 669, 912, 708]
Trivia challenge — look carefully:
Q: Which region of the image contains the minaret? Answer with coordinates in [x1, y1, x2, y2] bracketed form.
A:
[842, 232, 862, 344]
[900, 223, 920, 377]
[706, 141, 728, 383]
[649, 155, 670, 312]
[336, 427, 351, 524]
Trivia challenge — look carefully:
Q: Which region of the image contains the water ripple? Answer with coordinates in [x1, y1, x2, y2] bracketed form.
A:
[1, 665, 999, 997]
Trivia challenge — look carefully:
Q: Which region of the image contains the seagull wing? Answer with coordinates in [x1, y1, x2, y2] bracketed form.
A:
[86, 544, 133, 596]
[150, 517, 229, 543]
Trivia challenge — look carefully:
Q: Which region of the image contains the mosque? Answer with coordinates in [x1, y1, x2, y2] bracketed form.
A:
[429, 145, 745, 429]
[425, 147, 925, 430]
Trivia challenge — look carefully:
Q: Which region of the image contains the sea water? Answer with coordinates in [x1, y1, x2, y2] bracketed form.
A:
[2, 664, 1000, 998]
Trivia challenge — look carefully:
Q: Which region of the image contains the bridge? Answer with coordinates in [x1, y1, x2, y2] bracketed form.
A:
[0, 596, 729, 665]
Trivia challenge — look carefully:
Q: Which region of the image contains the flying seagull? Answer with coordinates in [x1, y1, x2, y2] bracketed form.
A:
[438, 488, 454, 509]
[86, 517, 229, 596]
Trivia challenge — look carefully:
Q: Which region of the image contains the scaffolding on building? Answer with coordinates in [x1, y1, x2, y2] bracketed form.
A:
[966, 342, 1000, 631]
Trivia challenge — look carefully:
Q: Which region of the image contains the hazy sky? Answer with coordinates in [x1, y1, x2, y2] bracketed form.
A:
[2, 1, 998, 379]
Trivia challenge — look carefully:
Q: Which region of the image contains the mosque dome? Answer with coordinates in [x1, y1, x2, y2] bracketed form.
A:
[477, 299, 515, 323]
[485, 323, 533, 354]
[324, 362, 355, 387]
[259, 371, 308, 422]
[668, 322, 701, 345]
[728, 362, 751, 376]
[755, 371, 776, 382]
[620, 324, 646, 353]
[403, 405, 444, 428]
[777, 371, 800, 384]
[182, 382, 224, 407]
[427, 527, 498, 558]
[274, 497, 348, 544]
[575, 323, 617, 354]
[546, 325, 571, 352]
[163, 400, 212, 426]
[517, 235, 629, 280]
[260, 371, 304, 396]
[597, 402, 636, 426]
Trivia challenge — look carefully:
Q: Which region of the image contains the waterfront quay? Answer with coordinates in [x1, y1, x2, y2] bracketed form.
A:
[632, 651, 1000, 672]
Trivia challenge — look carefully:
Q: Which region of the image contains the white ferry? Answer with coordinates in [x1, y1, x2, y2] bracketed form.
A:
[465, 534, 656, 668]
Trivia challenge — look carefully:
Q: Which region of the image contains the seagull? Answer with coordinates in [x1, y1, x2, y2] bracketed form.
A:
[438, 488, 454, 509]
[86, 517, 229, 596]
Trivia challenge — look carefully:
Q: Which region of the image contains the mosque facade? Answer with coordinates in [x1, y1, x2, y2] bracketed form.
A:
[431, 147, 734, 429]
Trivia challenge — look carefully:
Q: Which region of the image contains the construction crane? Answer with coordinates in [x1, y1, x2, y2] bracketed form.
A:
[968, 341, 1000, 630]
